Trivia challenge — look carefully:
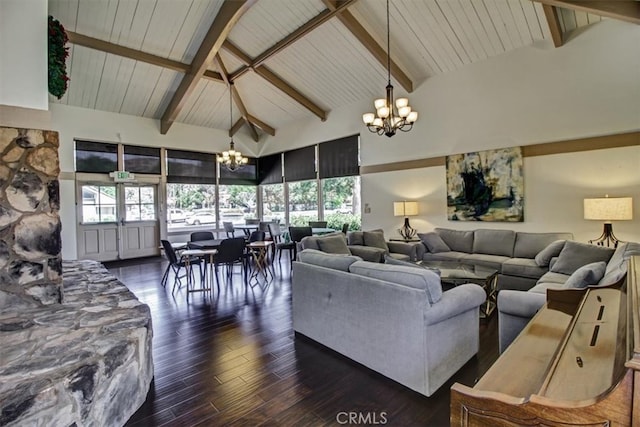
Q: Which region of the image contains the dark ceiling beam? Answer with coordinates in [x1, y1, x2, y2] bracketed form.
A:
[542, 4, 564, 47]
[215, 55, 260, 142]
[230, 118, 244, 137]
[223, 41, 328, 121]
[160, 0, 256, 135]
[323, 0, 413, 92]
[251, 0, 359, 68]
[532, 0, 640, 25]
[67, 31, 225, 82]
[247, 114, 276, 137]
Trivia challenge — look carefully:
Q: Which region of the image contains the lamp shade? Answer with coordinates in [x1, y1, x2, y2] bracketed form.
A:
[393, 201, 418, 217]
[584, 197, 633, 221]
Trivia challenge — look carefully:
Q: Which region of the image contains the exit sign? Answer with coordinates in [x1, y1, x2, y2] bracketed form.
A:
[109, 171, 135, 182]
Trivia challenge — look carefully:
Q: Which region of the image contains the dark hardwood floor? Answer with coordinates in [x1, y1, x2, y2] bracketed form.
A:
[104, 255, 500, 427]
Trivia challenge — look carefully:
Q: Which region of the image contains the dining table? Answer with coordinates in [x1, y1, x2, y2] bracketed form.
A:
[187, 239, 223, 249]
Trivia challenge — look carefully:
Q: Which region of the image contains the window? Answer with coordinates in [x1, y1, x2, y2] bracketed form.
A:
[288, 180, 318, 226]
[81, 185, 117, 223]
[166, 149, 216, 184]
[166, 183, 216, 230]
[262, 183, 284, 223]
[218, 184, 257, 226]
[75, 141, 118, 173]
[124, 185, 156, 221]
[322, 176, 361, 231]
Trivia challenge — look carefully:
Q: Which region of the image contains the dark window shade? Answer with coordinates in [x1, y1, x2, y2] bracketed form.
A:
[75, 140, 118, 173]
[123, 145, 161, 174]
[318, 135, 359, 178]
[258, 153, 283, 184]
[219, 157, 258, 185]
[284, 145, 316, 182]
[166, 149, 216, 184]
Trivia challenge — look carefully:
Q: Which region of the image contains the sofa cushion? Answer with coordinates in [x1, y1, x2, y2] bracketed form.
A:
[299, 235, 321, 251]
[434, 228, 474, 253]
[550, 241, 614, 275]
[534, 240, 566, 267]
[316, 233, 351, 254]
[502, 258, 549, 280]
[529, 282, 564, 294]
[385, 252, 411, 262]
[472, 229, 515, 257]
[363, 230, 389, 251]
[422, 251, 468, 262]
[298, 249, 362, 272]
[347, 245, 386, 263]
[537, 271, 571, 285]
[514, 232, 573, 259]
[347, 231, 364, 246]
[599, 242, 640, 286]
[418, 232, 450, 253]
[563, 261, 607, 289]
[348, 261, 442, 304]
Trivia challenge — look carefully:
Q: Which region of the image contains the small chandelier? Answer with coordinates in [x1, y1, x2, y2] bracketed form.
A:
[218, 84, 248, 171]
[362, 0, 417, 137]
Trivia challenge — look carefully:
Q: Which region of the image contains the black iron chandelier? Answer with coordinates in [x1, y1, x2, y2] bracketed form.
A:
[218, 84, 248, 172]
[362, 0, 417, 137]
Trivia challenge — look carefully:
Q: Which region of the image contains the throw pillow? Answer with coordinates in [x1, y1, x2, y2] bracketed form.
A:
[298, 249, 362, 272]
[550, 241, 615, 275]
[417, 232, 450, 253]
[363, 231, 389, 251]
[534, 240, 567, 267]
[562, 261, 607, 289]
[384, 255, 441, 276]
[316, 234, 351, 255]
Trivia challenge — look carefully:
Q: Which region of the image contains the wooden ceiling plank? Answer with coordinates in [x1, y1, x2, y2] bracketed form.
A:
[223, 40, 328, 121]
[532, 0, 640, 25]
[247, 114, 276, 136]
[254, 66, 328, 121]
[542, 4, 564, 47]
[160, 0, 256, 135]
[333, 8, 414, 92]
[216, 55, 260, 142]
[252, 0, 359, 68]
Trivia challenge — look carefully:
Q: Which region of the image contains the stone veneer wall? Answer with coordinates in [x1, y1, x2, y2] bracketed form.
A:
[0, 126, 62, 307]
[0, 126, 153, 425]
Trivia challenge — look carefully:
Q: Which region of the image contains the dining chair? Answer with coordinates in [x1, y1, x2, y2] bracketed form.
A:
[222, 222, 237, 238]
[160, 240, 203, 292]
[190, 231, 214, 242]
[341, 223, 349, 234]
[214, 237, 247, 289]
[268, 222, 295, 264]
[244, 230, 266, 270]
[308, 221, 328, 228]
[288, 226, 313, 262]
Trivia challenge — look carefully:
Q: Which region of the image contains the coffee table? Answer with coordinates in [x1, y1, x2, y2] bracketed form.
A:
[418, 260, 498, 318]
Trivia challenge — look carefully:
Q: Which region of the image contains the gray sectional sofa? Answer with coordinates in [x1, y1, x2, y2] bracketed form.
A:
[292, 249, 486, 397]
[498, 241, 640, 352]
[300, 230, 419, 262]
[417, 228, 574, 291]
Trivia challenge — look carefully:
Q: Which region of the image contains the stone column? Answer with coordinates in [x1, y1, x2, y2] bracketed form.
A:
[0, 126, 62, 307]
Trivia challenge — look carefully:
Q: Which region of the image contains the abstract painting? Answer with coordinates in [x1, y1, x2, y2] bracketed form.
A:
[446, 147, 524, 221]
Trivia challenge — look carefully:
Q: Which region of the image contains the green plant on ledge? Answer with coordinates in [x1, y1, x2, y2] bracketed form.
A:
[48, 15, 69, 99]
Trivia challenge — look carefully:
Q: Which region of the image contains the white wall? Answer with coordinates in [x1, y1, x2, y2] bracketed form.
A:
[362, 145, 640, 244]
[0, 0, 48, 110]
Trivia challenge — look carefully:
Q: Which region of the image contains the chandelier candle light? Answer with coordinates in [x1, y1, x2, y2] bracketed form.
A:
[218, 84, 248, 172]
[363, 0, 417, 137]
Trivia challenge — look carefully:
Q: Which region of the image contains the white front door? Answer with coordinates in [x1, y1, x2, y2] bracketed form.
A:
[77, 181, 160, 261]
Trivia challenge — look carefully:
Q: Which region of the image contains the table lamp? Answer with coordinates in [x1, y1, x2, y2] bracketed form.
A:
[394, 201, 418, 240]
[583, 195, 633, 248]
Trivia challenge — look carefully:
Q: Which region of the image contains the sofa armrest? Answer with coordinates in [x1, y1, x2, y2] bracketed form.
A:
[387, 241, 423, 261]
[348, 245, 385, 262]
[424, 284, 486, 325]
[497, 290, 546, 352]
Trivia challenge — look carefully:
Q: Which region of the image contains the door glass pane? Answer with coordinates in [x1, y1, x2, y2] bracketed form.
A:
[288, 180, 318, 226]
[322, 176, 361, 232]
[219, 185, 258, 226]
[125, 186, 156, 221]
[81, 185, 116, 223]
[262, 183, 284, 223]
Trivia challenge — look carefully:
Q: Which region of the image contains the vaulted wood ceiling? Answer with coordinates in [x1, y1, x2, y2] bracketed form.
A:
[47, 0, 639, 143]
